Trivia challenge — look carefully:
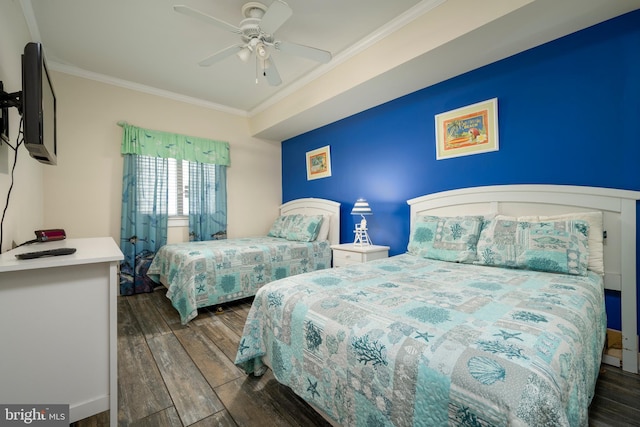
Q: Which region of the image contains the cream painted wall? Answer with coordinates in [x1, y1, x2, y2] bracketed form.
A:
[0, 1, 46, 253]
[42, 72, 282, 247]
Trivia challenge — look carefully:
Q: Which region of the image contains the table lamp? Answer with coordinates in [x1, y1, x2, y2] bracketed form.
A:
[351, 198, 372, 245]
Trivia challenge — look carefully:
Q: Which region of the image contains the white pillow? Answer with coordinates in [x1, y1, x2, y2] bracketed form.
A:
[315, 214, 332, 241]
[516, 212, 604, 275]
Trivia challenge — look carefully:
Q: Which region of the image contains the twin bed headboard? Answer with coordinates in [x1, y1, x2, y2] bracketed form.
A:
[280, 198, 341, 246]
[408, 184, 640, 373]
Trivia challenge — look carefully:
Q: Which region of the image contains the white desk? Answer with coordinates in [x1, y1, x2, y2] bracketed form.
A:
[0, 237, 123, 426]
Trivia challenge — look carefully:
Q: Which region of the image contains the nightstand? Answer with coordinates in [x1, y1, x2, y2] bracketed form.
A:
[330, 243, 390, 267]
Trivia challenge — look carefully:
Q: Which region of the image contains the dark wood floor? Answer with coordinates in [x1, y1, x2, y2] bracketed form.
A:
[76, 287, 640, 426]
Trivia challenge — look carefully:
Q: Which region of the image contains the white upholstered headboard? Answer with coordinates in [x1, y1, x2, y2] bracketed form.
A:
[408, 184, 640, 373]
[280, 198, 341, 246]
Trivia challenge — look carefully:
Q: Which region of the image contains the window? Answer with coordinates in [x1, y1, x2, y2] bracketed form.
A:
[168, 158, 189, 216]
[131, 155, 221, 228]
[135, 155, 168, 215]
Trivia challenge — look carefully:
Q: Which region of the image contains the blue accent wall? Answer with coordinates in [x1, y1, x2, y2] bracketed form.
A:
[281, 11, 640, 331]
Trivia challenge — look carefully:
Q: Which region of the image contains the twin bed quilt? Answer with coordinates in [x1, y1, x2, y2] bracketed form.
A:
[147, 237, 331, 324]
[235, 254, 606, 426]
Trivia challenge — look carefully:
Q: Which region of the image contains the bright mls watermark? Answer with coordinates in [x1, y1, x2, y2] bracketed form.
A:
[0, 405, 68, 426]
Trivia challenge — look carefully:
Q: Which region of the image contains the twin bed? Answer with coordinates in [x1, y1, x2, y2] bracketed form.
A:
[233, 185, 640, 426]
[147, 198, 340, 324]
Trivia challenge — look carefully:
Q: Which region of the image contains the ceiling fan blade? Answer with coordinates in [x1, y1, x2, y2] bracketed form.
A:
[258, 0, 292, 34]
[199, 44, 244, 67]
[263, 59, 282, 86]
[275, 40, 332, 63]
[174, 5, 241, 34]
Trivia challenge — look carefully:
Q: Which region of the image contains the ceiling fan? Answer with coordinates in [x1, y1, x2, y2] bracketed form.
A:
[174, 1, 332, 86]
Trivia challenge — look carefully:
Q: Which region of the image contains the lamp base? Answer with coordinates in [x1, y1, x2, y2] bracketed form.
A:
[353, 223, 371, 246]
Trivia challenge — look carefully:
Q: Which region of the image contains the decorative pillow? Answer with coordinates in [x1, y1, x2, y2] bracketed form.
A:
[267, 215, 288, 238]
[315, 214, 332, 241]
[519, 212, 603, 275]
[407, 215, 484, 262]
[286, 214, 324, 242]
[476, 217, 590, 275]
[267, 214, 301, 238]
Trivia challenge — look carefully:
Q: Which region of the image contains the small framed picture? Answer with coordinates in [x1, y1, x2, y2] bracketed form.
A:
[306, 145, 332, 180]
[435, 98, 499, 160]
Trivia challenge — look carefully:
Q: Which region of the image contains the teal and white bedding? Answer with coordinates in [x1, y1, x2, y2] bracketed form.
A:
[235, 254, 606, 426]
[147, 237, 331, 324]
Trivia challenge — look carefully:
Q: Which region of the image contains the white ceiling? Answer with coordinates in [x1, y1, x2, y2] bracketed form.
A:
[20, 0, 640, 141]
[23, 0, 426, 113]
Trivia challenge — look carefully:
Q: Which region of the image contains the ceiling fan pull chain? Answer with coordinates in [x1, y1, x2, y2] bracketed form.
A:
[255, 56, 259, 84]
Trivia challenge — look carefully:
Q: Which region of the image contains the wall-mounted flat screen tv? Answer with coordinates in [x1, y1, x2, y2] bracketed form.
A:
[22, 42, 57, 165]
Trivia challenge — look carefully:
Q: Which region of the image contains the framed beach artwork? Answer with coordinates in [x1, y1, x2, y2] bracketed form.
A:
[306, 145, 332, 180]
[435, 98, 499, 160]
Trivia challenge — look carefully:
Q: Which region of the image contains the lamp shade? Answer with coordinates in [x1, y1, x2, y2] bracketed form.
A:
[351, 198, 372, 216]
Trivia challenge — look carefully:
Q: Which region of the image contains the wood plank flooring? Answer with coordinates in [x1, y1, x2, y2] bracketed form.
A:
[75, 287, 640, 426]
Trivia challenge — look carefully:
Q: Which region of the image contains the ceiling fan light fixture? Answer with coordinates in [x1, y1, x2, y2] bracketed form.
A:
[255, 42, 269, 59]
[237, 46, 252, 62]
[175, 1, 328, 87]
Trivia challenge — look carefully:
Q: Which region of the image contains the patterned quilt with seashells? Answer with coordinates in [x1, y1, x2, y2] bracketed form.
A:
[235, 253, 605, 426]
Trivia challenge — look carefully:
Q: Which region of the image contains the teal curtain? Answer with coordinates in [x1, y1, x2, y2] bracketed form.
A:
[189, 163, 227, 241]
[119, 154, 169, 295]
[118, 122, 230, 295]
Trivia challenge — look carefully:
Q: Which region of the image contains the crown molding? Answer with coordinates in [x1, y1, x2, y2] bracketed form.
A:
[248, 0, 446, 116]
[48, 61, 248, 117]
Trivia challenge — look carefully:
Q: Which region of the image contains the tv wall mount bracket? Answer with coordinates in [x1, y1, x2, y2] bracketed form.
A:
[0, 81, 23, 111]
[0, 81, 23, 143]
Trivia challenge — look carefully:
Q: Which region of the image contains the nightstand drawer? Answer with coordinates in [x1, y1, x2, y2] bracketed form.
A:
[333, 250, 364, 267]
[331, 244, 390, 267]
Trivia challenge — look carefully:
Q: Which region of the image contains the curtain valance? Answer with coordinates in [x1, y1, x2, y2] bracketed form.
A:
[118, 121, 230, 166]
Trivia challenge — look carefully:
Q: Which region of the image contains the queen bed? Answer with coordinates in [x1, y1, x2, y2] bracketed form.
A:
[234, 185, 640, 426]
[147, 198, 340, 324]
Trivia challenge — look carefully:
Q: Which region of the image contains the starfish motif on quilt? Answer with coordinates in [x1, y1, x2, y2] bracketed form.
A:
[493, 329, 524, 341]
[307, 378, 320, 399]
[238, 338, 249, 355]
[415, 331, 435, 342]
